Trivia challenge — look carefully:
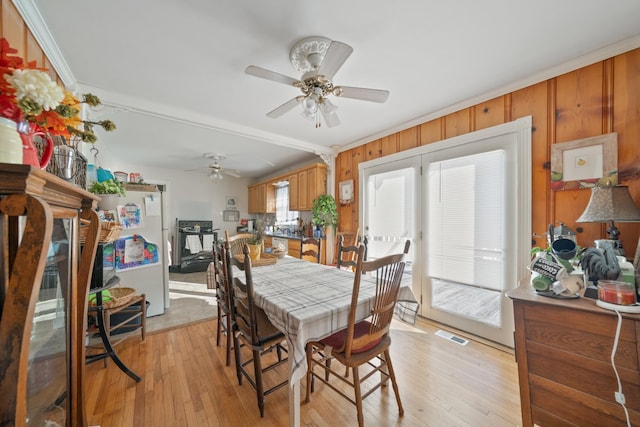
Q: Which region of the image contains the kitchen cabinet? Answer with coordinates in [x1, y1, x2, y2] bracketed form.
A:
[248, 182, 275, 214]
[508, 286, 640, 426]
[249, 163, 327, 213]
[0, 164, 101, 427]
[288, 239, 301, 258]
[298, 169, 309, 210]
[288, 173, 299, 211]
[288, 163, 328, 211]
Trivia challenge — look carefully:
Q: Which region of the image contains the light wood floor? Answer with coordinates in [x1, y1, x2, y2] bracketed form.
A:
[85, 317, 521, 426]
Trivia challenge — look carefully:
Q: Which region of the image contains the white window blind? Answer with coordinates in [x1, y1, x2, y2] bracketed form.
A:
[275, 185, 298, 224]
[427, 149, 505, 291]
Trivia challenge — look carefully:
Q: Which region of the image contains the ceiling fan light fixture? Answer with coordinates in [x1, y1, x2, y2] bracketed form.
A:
[209, 170, 223, 181]
[302, 95, 318, 113]
[321, 98, 338, 115]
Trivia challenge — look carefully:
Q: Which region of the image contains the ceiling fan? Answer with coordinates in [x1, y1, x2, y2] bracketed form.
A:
[245, 36, 389, 128]
[188, 153, 241, 182]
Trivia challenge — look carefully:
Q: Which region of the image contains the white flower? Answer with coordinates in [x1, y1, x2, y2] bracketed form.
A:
[5, 68, 64, 111]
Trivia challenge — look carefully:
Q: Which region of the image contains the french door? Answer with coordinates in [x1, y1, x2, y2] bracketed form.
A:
[360, 118, 531, 347]
[361, 157, 421, 297]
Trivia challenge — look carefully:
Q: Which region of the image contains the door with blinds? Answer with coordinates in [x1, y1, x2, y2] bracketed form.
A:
[361, 157, 421, 302]
[360, 117, 531, 347]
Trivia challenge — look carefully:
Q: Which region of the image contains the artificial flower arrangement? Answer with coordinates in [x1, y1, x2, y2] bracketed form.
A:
[0, 37, 115, 143]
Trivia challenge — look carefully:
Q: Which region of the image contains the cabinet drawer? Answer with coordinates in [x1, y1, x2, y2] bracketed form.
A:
[523, 304, 639, 370]
[526, 340, 640, 411]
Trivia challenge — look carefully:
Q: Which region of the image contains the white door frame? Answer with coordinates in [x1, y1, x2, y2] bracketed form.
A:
[359, 117, 531, 346]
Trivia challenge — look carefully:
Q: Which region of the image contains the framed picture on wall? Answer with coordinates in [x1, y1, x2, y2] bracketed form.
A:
[226, 196, 238, 210]
[339, 179, 354, 205]
[550, 133, 618, 191]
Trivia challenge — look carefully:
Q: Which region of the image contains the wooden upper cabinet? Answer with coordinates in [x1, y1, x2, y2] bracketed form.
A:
[298, 169, 309, 210]
[288, 173, 299, 211]
[306, 164, 326, 209]
[248, 182, 275, 213]
[250, 163, 327, 213]
[297, 163, 327, 211]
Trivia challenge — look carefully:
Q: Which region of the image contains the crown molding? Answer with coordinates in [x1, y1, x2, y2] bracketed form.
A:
[74, 83, 333, 156]
[12, 0, 76, 88]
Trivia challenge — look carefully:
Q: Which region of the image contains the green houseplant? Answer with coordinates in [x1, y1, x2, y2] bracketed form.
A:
[247, 220, 265, 260]
[89, 179, 126, 210]
[311, 194, 338, 236]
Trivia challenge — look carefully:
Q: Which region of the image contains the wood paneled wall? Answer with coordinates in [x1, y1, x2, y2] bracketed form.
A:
[336, 48, 640, 254]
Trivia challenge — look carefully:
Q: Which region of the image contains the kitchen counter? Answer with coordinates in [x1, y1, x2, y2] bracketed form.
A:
[265, 233, 325, 241]
[265, 234, 326, 264]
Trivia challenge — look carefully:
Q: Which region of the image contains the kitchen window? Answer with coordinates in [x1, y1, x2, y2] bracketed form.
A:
[275, 184, 298, 225]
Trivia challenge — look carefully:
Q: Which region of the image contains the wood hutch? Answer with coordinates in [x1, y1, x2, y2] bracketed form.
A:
[508, 286, 640, 426]
[0, 164, 100, 426]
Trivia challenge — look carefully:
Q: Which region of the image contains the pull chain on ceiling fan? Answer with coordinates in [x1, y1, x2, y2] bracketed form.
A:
[245, 36, 389, 128]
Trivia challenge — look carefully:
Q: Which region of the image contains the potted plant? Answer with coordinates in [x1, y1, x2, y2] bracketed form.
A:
[311, 194, 338, 237]
[246, 220, 265, 260]
[89, 179, 126, 211]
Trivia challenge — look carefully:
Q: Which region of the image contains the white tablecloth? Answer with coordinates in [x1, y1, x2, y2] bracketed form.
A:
[247, 256, 419, 387]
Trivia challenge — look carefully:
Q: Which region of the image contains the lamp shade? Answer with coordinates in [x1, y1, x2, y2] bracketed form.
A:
[576, 186, 640, 223]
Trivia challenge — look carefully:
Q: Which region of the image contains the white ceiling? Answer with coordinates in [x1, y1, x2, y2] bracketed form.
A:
[18, 0, 640, 179]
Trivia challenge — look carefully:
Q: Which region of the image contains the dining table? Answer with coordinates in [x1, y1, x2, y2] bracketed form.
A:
[243, 255, 419, 427]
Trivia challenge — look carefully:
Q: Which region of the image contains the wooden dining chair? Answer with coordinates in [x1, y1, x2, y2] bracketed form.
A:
[225, 230, 255, 257]
[207, 241, 234, 366]
[305, 245, 406, 427]
[301, 236, 322, 263]
[336, 235, 368, 272]
[230, 243, 288, 417]
[333, 230, 359, 264]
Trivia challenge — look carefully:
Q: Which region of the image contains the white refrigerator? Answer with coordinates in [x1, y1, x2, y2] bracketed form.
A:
[109, 186, 169, 317]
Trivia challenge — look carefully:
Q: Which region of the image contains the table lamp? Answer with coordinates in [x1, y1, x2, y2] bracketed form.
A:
[576, 185, 640, 256]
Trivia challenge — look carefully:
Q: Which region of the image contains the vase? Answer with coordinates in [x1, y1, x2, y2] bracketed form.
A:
[248, 244, 261, 261]
[97, 194, 120, 211]
[17, 121, 53, 169]
[0, 117, 23, 164]
[53, 144, 76, 180]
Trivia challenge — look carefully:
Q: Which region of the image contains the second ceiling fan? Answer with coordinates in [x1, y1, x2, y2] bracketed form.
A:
[245, 36, 389, 128]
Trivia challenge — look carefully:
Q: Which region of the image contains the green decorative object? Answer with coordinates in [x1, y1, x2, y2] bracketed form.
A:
[311, 194, 338, 230]
[88, 179, 126, 196]
[89, 179, 126, 210]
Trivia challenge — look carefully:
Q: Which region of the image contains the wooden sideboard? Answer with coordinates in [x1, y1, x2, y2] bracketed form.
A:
[0, 164, 100, 427]
[508, 286, 640, 426]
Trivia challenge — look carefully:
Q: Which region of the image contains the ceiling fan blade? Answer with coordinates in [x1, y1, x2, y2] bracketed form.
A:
[333, 85, 389, 103]
[316, 41, 353, 79]
[245, 65, 301, 86]
[266, 96, 304, 118]
[319, 102, 340, 128]
[222, 169, 241, 178]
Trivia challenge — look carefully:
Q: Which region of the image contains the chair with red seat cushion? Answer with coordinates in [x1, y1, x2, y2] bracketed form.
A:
[305, 242, 408, 427]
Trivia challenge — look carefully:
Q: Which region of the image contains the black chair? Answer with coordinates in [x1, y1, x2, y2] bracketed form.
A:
[301, 236, 322, 263]
[230, 243, 288, 417]
[207, 242, 234, 366]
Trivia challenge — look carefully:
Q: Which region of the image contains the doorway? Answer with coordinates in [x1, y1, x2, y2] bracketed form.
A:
[359, 117, 531, 347]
